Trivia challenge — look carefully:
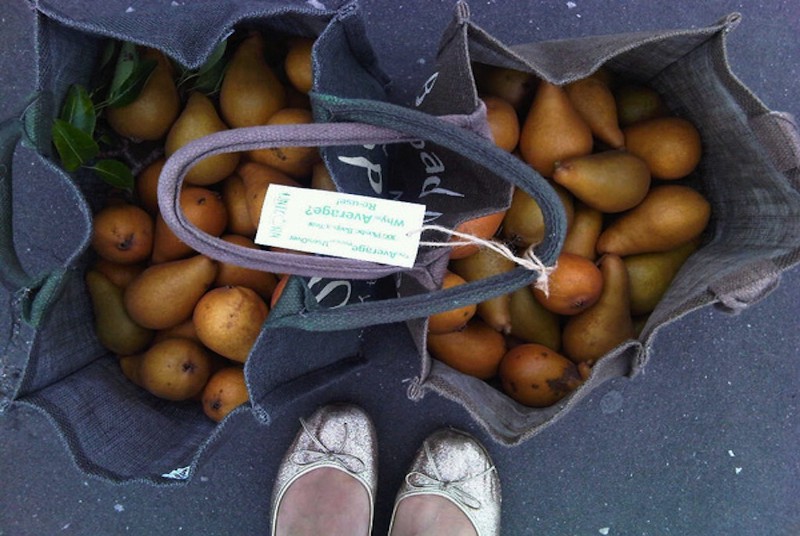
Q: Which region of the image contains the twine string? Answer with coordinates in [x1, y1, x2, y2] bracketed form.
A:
[409, 224, 555, 296]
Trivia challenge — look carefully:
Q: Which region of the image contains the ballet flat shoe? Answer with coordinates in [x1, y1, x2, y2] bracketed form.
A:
[388, 428, 501, 536]
[270, 404, 378, 535]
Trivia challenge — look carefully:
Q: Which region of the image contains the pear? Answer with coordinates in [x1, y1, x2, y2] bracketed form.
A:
[624, 117, 702, 180]
[135, 157, 165, 214]
[624, 237, 701, 315]
[533, 252, 603, 315]
[247, 108, 320, 178]
[448, 210, 506, 260]
[552, 150, 651, 213]
[193, 285, 269, 363]
[427, 318, 507, 380]
[311, 161, 338, 192]
[428, 271, 477, 334]
[501, 184, 574, 249]
[596, 185, 710, 256]
[483, 95, 520, 152]
[119, 353, 145, 387]
[151, 187, 228, 263]
[614, 84, 668, 127]
[139, 337, 213, 401]
[562, 254, 635, 364]
[519, 81, 593, 177]
[220, 32, 286, 128]
[86, 270, 154, 355]
[237, 161, 303, 228]
[284, 37, 315, 94]
[91, 258, 146, 289]
[476, 65, 538, 114]
[214, 234, 279, 301]
[165, 92, 241, 186]
[450, 246, 516, 333]
[565, 77, 624, 148]
[561, 201, 603, 261]
[124, 254, 218, 329]
[221, 174, 258, 237]
[106, 48, 180, 141]
[508, 286, 562, 351]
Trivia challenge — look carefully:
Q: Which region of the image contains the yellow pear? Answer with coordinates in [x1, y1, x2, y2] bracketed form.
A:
[501, 184, 574, 249]
[561, 200, 603, 261]
[564, 77, 624, 148]
[237, 161, 303, 228]
[552, 150, 651, 213]
[450, 247, 516, 333]
[220, 33, 286, 127]
[284, 37, 315, 94]
[508, 286, 561, 351]
[623, 117, 702, 180]
[165, 92, 241, 186]
[596, 185, 710, 256]
[562, 254, 634, 364]
[519, 81, 593, 177]
[624, 237, 701, 315]
[139, 337, 213, 401]
[86, 270, 153, 355]
[106, 48, 180, 141]
[124, 254, 218, 329]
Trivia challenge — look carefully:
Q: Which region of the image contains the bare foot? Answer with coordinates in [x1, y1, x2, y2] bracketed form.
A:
[390, 495, 478, 536]
[274, 467, 370, 536]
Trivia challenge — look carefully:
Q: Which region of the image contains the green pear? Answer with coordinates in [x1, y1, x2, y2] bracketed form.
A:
[220, 32, 286, 128]
[596, 185, 710, 256]
[508, 286, 562, 351]
[165, 92, 241, 186]
[86, 270, 153, 355]
[553, 150, 651, 213]
[614, 84, 669, 127]
[562, 254, 635, 364]
[124, 254, 218, 329]
[106, 48, 180, 141]
[624, 237, 700, 315]
[450, 247, 516, 333]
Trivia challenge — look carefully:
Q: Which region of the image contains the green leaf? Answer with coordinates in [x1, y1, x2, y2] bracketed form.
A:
[108, 41, 139, 99]
[89, 159, 135, 190]
[197, 40, 227, 77]
[51, 119, 99, 171]
[60, 85, 96, 135]
[180, 40, 228, 95]
[106, 58, 158, 108]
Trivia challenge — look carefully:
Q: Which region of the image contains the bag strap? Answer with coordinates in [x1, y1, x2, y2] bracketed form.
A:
[159, 95, 567, 325]
[158, 94, 567, 272]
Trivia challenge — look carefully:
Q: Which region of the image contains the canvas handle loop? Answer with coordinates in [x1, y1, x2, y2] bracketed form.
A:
[158, 97, 566, 282]
[749, 111, 800, 190]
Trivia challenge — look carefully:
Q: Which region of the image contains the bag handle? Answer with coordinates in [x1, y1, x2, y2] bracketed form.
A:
[159, 94, 567, 325]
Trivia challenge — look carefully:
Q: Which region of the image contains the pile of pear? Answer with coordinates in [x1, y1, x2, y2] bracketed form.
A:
[426, 65, 710, 408]
[85, 31, 325, 422]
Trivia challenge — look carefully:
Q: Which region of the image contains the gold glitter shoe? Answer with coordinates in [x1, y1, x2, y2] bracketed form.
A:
[388, 428, 501, 536]
[270, 404, 377, 536]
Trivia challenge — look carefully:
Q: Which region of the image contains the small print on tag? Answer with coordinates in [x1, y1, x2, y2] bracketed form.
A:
[255, 185, 426, 268]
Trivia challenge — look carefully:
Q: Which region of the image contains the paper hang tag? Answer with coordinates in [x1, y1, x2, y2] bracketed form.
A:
[255, 185, 427, 268]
